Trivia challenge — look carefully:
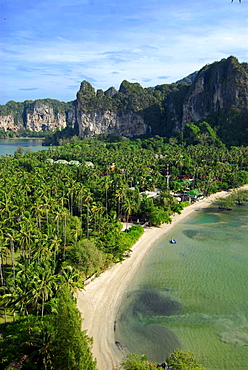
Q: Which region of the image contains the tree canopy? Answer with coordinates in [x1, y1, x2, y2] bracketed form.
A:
[0, 135, 247, 368]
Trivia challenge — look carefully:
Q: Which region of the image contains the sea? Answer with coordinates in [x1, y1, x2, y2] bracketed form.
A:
[115, 204, 248, 370]
[0, 138, 49, 156]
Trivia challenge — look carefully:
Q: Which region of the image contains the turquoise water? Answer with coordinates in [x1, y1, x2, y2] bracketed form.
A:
[0, 138, 49, 156]
[116, 205, 248, 370]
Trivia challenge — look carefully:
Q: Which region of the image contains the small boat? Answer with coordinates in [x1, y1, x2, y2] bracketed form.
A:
[170, 238, 177, 244]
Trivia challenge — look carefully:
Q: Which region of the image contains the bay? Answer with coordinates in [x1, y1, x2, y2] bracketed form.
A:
[115, 204, 248, 370]
[0, 138, 49, 156]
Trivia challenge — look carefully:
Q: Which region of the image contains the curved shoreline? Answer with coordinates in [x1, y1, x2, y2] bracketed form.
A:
[77, 186, 248, 370]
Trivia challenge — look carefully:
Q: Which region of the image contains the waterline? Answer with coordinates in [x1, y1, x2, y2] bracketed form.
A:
[116, 205, 248, 370]
[0, 138, 49, 156]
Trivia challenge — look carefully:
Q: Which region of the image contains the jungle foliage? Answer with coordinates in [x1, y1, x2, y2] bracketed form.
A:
[0, 135, 247, 368]
[121, 350, 206, 370]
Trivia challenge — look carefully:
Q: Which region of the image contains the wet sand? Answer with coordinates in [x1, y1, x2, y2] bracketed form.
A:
[77, 186, 248, 370]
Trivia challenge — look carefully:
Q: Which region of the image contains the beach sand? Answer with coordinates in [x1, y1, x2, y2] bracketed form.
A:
[77, 186, 248, 370]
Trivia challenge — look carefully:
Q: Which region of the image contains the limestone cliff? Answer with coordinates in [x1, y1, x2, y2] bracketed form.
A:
[0, 115, 18, 131]
[0, 99, 73, 133]
[0, 56, 247, 146]
[75, 80, 161, 137]
[178, 56, 248, 131]
[74, 57, 247, 142]
[25, 102, 66, 132]
[77, 110, 147, 138]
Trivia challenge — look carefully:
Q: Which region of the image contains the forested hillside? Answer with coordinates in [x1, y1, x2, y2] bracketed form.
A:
[1, 56, 247, 147]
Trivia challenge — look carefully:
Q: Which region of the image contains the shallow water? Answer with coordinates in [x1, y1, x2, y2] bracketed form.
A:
[116, 205, 248, 370]
[0, 138, 48, 156]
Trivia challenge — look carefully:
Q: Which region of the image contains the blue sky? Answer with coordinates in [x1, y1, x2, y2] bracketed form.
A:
[0, 0, 247, 104]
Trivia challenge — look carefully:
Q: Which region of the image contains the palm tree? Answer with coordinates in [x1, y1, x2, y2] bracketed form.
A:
[31, 201, 44, 229]
[19, 211, 36, 261]
[42, 197, 51, 226]
[174, 154, 184, 177]
[123, 198, 133, 229]
[61, 209, 70, 256]
[49, 235, 62, 271]
[58, 266, 84, 294]
[94, 203, 105, 233]
[101, 176, 112, 216]
[0, 192, 14, 221]
[75, 185, 87, 223]
[90, 202, 99, 232]
[35, 265, 58, 317]
[115, 184, 127, 217]
[32, 234, 52, 263]
[5, 230, 19, 283]
[1, 262, 34, 317]
[83, 191, 92, 239]
[0, 231, 5, 287]
[53, 205, 63, 236]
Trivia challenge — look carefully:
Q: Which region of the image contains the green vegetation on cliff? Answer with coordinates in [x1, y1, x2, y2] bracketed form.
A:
[1, 56, 247, 147]
[66, 56, 248, 146]
[0, 98, 74, 136]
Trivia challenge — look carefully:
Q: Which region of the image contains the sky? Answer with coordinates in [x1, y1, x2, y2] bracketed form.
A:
[0, 0, 247, 104]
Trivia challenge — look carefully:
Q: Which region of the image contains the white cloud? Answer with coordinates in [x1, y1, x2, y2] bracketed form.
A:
[1, 0, 247, 103]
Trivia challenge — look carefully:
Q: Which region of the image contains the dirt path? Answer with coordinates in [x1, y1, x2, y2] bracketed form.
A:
[77, 186, 248, 370]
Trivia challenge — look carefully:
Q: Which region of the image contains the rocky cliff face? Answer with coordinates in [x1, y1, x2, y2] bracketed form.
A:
[75, 80, 149, 137]
[74, 56, 247, 140]
[77, 109, 147, 138]
[0, 99, 72, 133]
[0, 115, 18, 131]
[25, 103, 66, 132]
[0, 56, 247, 143]
[177, 56, 248, 131]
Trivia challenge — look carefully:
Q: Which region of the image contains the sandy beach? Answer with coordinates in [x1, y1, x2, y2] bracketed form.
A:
[77, 186, 248, 370]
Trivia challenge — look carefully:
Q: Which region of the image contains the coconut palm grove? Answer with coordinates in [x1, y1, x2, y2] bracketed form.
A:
[0, 134, 248, 369]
